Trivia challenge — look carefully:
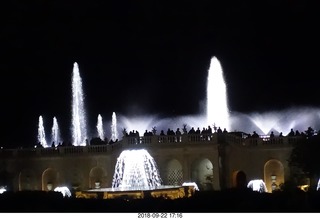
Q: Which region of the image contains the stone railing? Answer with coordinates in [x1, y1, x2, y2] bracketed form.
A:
[0, 133, 303, 158]
[230, 135, 303, 146]
[123, 133, 218, 146]
[0, 141, 123, 158]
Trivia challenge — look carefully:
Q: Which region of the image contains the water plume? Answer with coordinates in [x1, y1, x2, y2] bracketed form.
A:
[51, 116, 61, 146]
[96, 114, 105, 141]
[71, 62, 88, 146]
[37, 115, 48, 147]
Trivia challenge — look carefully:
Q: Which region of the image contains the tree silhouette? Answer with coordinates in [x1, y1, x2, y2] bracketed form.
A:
[289, 128, 320, 187]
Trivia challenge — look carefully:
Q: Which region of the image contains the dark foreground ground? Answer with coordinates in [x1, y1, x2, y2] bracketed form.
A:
[1, 188, 320, 213]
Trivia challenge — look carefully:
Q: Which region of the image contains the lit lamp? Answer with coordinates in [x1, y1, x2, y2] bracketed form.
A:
[271, 175, 277, 191]
[47, 182, 53, 191]
[95, 181, 101, 189]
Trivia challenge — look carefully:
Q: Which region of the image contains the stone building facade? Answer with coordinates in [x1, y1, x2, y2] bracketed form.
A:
[0, 132, 298, 193]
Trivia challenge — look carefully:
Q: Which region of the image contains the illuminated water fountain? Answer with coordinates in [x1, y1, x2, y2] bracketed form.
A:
[247, 179, 268, 193]
[117, 56, 231, 136]
[230, 107, 320, 136]
[112, 149, 163, 189]
[71, 62, 88, 146]
[77, 149, 193, 199]
[54, 186, 72, 198]
[111, 112, 118, 141]
[51, 116, 61, 146]
[37, 115, 48, 148]
[116, 56, 320, 137]
[96, 114, 105, 141]
[207, 56, 230, 130]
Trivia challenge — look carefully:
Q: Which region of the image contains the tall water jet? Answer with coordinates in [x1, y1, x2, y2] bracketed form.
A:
[111, 112, 118, 141]
[71, 62, 88, 146]
[96, 114, 105, 141]
[111, 149, 163, 189]
[51, 116, 61, 146]
[206, 56, 230, 130]
[37, 115, 48, 148]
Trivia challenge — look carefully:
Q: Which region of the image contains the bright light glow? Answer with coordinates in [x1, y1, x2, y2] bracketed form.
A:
[71, 62, 88, 146]
[96, 114, 105, 141]
[54, 186, 72, 197]
[37, 115, 48, 148]
[182, 182, 199, 191]
[247, 179, 268, 193]
[298, 184, 309, 192]
[233, 107, 320, 135]
[317, 179, 320, 191]
[207, 56, 230, 130]
[112, 149, 163, 189]
[51, 116, 61, 146]
[111, 112, 118, 141]
[249, 112, 280, 135]
[0, 187, 6, 194]
[119, 114, 157, 136]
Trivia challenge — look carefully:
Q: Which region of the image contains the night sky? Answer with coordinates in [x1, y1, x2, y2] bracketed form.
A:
[0, 1, 319, 147]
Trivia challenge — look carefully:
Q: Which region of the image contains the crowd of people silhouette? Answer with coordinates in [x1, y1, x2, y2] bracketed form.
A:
[34, 125, 318, 149]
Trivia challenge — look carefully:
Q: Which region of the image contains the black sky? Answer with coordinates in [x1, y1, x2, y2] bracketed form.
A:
[0, 0, 319, 147]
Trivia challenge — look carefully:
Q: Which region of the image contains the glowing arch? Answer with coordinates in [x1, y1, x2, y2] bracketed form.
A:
[264, 159, 284, 192]
[42, 168, 59, 191]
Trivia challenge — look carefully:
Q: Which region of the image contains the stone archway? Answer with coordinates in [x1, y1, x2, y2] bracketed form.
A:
[89, 167, 107, 189]
[42, 168, 59, 191]
[164, 159, 183, 185]
[19, 169, 37, 191]
[191, 158, 214, 191]
[232, 170, 247, 189]
[264, 159, 284, 192]
[63, 168, 84, 190]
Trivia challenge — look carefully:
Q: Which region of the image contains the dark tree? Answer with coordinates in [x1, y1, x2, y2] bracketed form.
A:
[289, 130, 320, 187]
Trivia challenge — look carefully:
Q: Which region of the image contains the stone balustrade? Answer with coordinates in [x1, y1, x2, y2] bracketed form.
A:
[0, 133, 303, 158]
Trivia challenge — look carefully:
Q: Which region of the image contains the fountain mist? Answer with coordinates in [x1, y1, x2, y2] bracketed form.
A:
[71, 62, 88, 146]
[36, 58, 320, 145]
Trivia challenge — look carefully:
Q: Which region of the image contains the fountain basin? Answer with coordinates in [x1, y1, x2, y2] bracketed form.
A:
[75, 185, 195, 200]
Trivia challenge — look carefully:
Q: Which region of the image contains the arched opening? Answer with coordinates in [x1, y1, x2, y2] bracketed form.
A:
[63, 168, 84, 190]
[19, 169, 36, 191]
[42, 168, 59, 191]
[89, 167, 107, 189]
[264, 159, 284, 192]
[164, 159, 183, 185]
[191, 158, 214, 191]
[232, 170, 247, 189]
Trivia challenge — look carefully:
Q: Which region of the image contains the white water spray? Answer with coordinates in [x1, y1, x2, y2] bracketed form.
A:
[96, 114, 105, 141]
[111, 112, 118, 141]
[37, 115, 48, 148]
[71, 62, 88, 146]
[35, 57, 320, 145]
[112, 149, 163, 189]
[207, 56, 230, 131]
[51, 116, 61, 146]
[247, 179, 268, 193]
